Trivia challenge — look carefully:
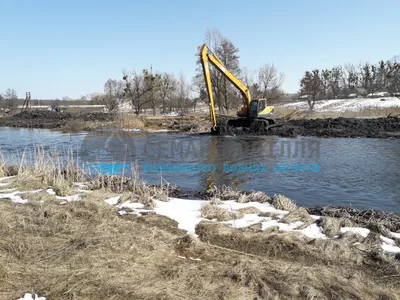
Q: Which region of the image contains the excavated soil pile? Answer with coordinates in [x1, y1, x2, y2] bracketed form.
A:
[308, 205, 400, 232]
[269, 117, 400, 138]
[221, 117, 400, 138]
[0, 111, 115, 128]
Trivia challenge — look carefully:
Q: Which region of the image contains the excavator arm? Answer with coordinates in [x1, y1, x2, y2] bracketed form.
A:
[200, 44, 251, 130]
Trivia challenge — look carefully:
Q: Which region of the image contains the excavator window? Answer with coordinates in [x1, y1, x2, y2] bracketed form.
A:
[258, 100, 266, 111]
[249, 100, 259, 118]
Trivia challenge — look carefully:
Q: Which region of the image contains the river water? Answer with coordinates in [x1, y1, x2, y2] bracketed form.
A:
[1, 127, 399, 212]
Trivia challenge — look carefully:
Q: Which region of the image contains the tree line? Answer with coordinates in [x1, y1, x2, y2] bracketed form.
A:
[92, 69, 194, 115]
[94, 28, 285, 115]
[300, 58, 400, 109]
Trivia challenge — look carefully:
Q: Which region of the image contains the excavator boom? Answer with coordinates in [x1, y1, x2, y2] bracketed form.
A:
[200, 43, 275, 134]
[200, 44, 251, 129]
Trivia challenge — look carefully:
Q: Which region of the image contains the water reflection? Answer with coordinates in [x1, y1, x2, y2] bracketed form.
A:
[0, 127, 399, 212]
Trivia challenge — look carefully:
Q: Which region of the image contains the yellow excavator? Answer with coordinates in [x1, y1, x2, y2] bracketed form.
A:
[200, 44, 276, 135]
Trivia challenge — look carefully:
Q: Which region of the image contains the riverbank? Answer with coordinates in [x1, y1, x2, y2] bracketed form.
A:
[0, 111, 207, 133]
[1, 110, 400, 139]
[1, 162, 399, 299]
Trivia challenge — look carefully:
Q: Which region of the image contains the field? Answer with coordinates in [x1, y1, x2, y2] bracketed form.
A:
[276, 97, 400, 119]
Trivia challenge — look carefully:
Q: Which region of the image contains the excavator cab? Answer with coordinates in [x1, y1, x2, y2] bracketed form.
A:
[248, 99, 266, 118]
[237, 99, 266, 118]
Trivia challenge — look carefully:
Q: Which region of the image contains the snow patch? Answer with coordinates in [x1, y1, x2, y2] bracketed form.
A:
[340, 227, 370, 238]
[0, 188, 16, 193]
[0, 191, 28, 204]
[46, 189, 56, 195]
[56, 194, 82, 202]
[122, 128, 141, 132]
[279, 97, 400, 113]
[0, 176, 15, 182]
[104, 195, 122, 206]
[17, 293, 46, 300]
[390, 232, 400, 240]
[178, 256, 201, 261]
[380, 235, 396, 246]
[381, 244, 400, 253]
[104, 196, 394, 253]
[118, 201, 145, 210]
[154, 198, 205, 234]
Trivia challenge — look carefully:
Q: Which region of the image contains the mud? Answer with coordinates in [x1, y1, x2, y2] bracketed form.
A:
[221, 116, 400, 138]
[1, 111, 399, 138]
[0, 111, 115, 129]
[308, 206, 400, 232]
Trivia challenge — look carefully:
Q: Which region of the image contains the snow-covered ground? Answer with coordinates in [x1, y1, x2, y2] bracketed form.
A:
[1, 173, 399, 254]
[113, 195, 400, 253]
[1, 175, 399, 257]
[278, 97, 400, 112]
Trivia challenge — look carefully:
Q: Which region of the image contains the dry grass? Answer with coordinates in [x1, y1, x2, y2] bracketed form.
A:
[8, 147, 85, 196]
[236, 206, 261, 215]
[1, 148, 400, 299]
[319, 216, 357, 238]
[238, 191, 271, 203]
[195, 221, 400, 299]
[200, 203, 243, 221]
[281, 207, 313, 228]
[272, 194, 297, 211]
[113, 113, 145, 129]
[1, 174, 400, 299]
[88, 170, 170, 209]
[209, 186, 271, 203]
[59, 120, 101, 133]
[2, 197, 398, 300]
[275, 105, 400, 120]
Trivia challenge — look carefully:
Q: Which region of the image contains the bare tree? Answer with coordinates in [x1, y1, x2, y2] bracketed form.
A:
[216, 38, 241, 111]
[123, 69, 156, 115]
[359, 62, 373, 92]
[174, 73, 189, 112]
[384, 61, 400, 97]
[3, 88, 18, 110]
[300, 70, 324, 110]
[241, 67, 259, 100]
[341, 64, 358, 96]
[257, 64, 284, 104]
[157, 73, 176, 113]
[103, 79, 124, 112]
[195, 28, 241, 112]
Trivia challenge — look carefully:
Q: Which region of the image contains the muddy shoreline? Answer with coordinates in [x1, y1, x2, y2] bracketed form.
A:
[1, 111, 400, 138]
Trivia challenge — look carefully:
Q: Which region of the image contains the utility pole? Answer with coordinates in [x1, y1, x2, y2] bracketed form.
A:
[21, 92, 31, 112]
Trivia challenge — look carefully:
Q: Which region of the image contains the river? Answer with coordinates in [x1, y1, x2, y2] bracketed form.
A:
[1, 127, 399, 212]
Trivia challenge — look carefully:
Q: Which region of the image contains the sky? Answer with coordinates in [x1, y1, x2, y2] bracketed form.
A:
[1, 0, 400, 99]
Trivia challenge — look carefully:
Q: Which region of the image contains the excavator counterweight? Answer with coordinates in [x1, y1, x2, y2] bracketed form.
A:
[200, 44, 275, 135]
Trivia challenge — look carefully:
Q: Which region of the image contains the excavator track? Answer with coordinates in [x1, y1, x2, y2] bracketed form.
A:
[211, 118, 281, 135]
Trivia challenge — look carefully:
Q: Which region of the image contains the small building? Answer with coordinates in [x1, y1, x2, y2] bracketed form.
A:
[298, 95, 309, 101]
[348, 87, 368, 98]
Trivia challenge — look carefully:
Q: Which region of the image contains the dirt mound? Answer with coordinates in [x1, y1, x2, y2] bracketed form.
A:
[281, 207, 313, 227]
[269, 117, 400, 138]
[0, 111, 115, 129]
[308, 206, 400, 232]
[220, 117, 400, 138]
